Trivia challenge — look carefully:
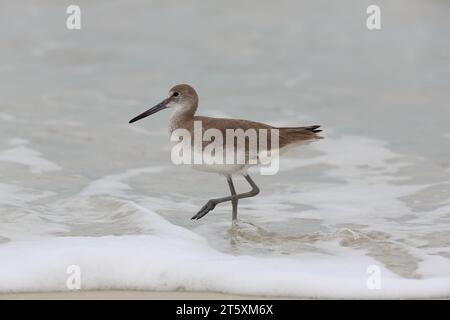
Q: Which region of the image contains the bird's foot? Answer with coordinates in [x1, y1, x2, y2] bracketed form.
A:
[191, 200, 217, 220]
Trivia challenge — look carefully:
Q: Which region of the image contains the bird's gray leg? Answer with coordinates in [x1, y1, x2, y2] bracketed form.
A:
[242, 174, 260, 197]
[227, 176, 238, 224]
[191, 174, 260, 220]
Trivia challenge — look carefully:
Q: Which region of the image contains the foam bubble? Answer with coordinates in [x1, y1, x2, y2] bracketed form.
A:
[0, 139, 62, 174]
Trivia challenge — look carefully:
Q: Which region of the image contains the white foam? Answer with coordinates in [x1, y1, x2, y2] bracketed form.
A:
[80, 166, 166, 197]
[0, 139, 62, 174]
[249, 136, 420, 224]
[280, 136, 409, 180]
[0, 231, 449, 298]
[417, 254, 450, 278]
[0, 183, 64, 241]
[0, 183, 54, 207]
[0, 113, 16, 122]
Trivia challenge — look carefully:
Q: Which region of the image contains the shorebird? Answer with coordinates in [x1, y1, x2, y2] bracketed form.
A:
[129, 84, 322, 224]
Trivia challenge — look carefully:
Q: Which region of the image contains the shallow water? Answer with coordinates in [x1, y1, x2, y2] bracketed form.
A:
[0, 0, 449, 297]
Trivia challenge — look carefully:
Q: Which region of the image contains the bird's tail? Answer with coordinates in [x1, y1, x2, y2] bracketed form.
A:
[276, 125, 323, 147]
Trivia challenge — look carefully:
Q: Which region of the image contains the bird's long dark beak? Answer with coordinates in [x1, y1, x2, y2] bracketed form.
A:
[129, 99, 169, 124]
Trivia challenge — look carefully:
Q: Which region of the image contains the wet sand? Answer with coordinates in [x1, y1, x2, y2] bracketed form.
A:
[0, 290, 284, 300]
[0, 291, 447, 300]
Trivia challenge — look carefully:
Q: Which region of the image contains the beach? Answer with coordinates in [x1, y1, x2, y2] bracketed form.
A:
[1, 0, 449, 299]
[0, 290, 280, 300]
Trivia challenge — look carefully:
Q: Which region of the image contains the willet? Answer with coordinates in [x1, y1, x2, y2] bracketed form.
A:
[129, 84, 322, 223]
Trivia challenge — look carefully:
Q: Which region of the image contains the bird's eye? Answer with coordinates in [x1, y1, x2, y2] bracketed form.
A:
[173, 92, 179, 97]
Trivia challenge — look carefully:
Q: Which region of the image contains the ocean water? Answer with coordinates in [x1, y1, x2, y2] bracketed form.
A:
[0, 0, 450, 298]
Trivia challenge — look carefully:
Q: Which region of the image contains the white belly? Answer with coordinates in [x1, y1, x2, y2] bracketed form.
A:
[190, 163, 251, 175]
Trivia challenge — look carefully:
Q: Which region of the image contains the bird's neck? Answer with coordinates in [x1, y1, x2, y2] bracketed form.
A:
[169, 103, 197, 133]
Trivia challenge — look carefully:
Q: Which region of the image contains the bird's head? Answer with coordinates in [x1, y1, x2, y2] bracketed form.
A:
[129, 84, 198, 123]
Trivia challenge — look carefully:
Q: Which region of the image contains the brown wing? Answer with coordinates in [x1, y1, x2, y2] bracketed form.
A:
[179, 117, 322, 163]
